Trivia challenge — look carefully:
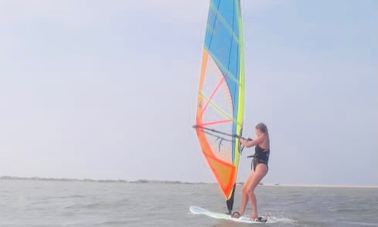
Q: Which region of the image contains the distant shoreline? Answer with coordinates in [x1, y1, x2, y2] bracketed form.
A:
[259, 183, 378, 189]
[0, 176, 201, 185]
[1, 176, 377, 189]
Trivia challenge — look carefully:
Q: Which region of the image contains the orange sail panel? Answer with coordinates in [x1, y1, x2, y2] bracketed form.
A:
[194, 0, 245, 200]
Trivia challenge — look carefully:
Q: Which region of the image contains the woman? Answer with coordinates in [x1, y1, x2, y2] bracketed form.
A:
[232, 123, 270, 222]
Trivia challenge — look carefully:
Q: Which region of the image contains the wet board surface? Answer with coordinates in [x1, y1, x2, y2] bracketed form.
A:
[189, 206, 269, 224]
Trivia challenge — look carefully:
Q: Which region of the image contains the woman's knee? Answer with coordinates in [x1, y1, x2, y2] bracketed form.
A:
[242, 185, 250, 195]
[248, 187, 256, 196]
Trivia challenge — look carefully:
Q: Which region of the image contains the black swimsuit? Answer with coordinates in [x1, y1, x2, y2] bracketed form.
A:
[252, 145, 270, 171]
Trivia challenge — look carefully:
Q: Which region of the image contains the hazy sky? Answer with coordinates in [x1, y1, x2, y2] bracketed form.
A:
[0, 0, 377, 185]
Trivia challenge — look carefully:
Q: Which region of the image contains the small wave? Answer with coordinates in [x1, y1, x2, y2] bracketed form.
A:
[267, 216, 297, 224]
[64, 202, 105, 209]
[335, 208, 372, 213]
[65, 198, 130, 210]
[341, 221, 378, 226]
[57, 194, 86, 199]
[95, 220, 130, 225]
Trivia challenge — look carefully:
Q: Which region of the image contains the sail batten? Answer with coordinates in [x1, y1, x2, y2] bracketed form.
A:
[194, 0, 245, 204]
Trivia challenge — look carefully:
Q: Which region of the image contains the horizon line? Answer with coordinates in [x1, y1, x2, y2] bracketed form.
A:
[1, 176, 377, 189]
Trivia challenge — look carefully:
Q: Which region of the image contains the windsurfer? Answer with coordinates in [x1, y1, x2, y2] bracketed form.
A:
[231, 123, 270, 222]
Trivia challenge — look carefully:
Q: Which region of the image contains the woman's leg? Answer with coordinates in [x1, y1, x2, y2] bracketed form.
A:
[237, 170, 255, 216]
[247, 164, 268, 219]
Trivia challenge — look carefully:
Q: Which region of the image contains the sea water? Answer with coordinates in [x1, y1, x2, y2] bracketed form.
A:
[0, 179, 377, 227]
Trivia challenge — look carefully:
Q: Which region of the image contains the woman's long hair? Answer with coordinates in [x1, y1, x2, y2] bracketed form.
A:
[256, 122, 270, 149]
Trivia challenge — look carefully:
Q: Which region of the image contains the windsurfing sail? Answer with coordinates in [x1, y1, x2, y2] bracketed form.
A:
[194, 0, 245, 211]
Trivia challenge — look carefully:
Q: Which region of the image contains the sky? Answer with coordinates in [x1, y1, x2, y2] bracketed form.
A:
[0, 0, 377, 186]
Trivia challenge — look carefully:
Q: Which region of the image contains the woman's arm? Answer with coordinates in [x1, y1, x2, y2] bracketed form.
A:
[240, 134, 265, 148]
